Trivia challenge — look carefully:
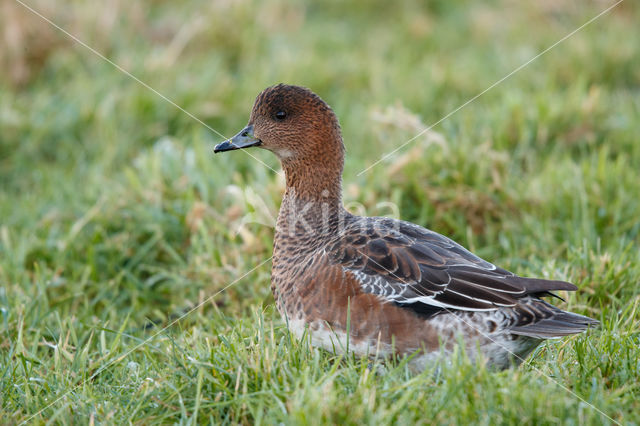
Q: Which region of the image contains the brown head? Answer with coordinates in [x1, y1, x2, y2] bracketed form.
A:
[215, 84, 345, 201]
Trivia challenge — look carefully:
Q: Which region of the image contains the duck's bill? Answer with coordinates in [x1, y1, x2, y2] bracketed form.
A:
[214, 125, 262, 153]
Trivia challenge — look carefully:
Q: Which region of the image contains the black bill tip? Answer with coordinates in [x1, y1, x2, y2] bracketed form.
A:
[214, 140, 235, 153]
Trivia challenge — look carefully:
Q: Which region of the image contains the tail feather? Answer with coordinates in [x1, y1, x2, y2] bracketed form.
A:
[510, 310, 599, 339]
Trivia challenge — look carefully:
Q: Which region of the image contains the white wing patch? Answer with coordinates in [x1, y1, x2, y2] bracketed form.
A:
[348, 269, 507, 312]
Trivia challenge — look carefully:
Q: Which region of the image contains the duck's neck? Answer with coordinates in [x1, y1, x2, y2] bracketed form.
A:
[281, 158, 343, 203]
[275, 160, 346, 242]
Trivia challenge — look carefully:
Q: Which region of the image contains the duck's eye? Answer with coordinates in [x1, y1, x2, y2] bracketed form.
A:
[275, 111, 287, 120]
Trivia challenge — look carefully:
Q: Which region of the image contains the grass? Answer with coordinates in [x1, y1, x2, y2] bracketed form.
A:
[1, 0, 639, 424]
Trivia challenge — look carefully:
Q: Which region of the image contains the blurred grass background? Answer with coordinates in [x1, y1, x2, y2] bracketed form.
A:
[1, 0, 639, 423]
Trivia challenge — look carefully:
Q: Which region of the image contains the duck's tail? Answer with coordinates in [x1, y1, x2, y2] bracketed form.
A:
[510, 307, 599, 339]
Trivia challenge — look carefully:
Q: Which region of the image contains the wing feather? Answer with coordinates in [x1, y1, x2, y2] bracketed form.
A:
[327, 217, 577, 313]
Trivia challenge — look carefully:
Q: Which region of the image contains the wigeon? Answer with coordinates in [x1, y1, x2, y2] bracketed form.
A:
[214, 84, 598, 370]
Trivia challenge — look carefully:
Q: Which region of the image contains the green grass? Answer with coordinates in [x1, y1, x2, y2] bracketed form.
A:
[1, 0, 639, 424]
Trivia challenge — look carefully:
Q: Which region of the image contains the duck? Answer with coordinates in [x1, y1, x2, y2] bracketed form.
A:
[214, 84, 598, 371]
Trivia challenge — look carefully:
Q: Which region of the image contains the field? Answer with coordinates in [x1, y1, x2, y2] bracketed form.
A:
[1, 0, 639, 424]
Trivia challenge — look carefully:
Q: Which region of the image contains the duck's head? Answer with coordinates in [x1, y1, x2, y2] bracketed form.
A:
[214, 84, 344, 168]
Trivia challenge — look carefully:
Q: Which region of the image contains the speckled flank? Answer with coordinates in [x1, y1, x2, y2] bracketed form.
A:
[218, 84, 599, 371]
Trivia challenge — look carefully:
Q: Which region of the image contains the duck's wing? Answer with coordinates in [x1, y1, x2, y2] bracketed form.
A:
[327, 218, 577, 313]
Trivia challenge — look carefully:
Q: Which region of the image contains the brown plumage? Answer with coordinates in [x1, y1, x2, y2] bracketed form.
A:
[214, 84, 598, 370]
